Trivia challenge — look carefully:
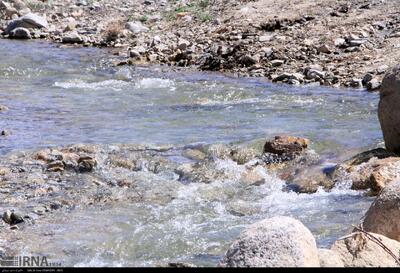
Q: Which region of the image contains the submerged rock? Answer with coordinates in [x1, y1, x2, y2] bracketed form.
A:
[362, 179, 400, 241]
[286, 170, 334, 193]
[378, 65, 400, 153]
[218, 216, 320, 267]
[331, 232, 400, 267]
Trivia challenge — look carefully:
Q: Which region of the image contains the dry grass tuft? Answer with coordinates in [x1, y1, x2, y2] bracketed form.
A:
[102, 20, 123, 42]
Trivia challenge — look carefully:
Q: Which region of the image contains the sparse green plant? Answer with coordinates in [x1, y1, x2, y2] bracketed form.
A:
[162, 0, 213, 22]
[25, 0, 54, 11]
[139, 15, 148, 23]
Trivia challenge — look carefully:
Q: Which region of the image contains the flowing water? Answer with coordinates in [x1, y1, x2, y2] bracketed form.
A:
[0, 40, 383, 266]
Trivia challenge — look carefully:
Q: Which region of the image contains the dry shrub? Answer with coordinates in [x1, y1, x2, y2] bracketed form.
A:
[103, 20, 123, 42]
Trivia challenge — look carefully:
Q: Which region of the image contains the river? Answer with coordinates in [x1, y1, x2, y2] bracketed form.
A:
[0, 40, 382, 266]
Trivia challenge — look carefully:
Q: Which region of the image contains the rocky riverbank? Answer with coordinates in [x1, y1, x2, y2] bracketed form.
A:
[1, 0, 400, 89]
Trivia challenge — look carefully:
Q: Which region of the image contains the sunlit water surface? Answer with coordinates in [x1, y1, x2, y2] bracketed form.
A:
[0, 40, 382, 266]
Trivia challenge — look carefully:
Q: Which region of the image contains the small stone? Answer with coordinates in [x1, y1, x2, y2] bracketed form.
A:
[125, 21, 148, 34]
[366, 79, 380, 91]
[262, 47, 273, 57]
[182, 149, 206, 161]
[377, 65, 389, 75]
[129, 50, 141, 59]
[270, 59, 284, 67]
[62, 32, 83, 44]
[240, 169, 265, 186]
[306, 69, 325, 80]
[334, 38, 346, 47]
[177, 38, 190, 51]
[348, 39, 367, 47]
[1, 129, 10, 136]
[10, 212, 24, 225]
[46, 160, 64, 172]
[0, 105, 8, 111]
[350, 78, 363, 88]
[5, 7, 18, 18]
[2, 210, 12, 224]
[362, 73, 373, 85]
[258, 35, 273, 42]
[78, 155, 96, 172]
[317, 44, 331, 54]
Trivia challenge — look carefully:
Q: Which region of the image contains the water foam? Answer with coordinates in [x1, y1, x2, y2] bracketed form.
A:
[54, 79, 130, 91]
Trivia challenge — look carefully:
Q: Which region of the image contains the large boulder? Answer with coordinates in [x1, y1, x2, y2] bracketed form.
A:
[378, 65, 400, 153]
[318, 249, 344, 267]
[5, 13, 48, 34]
[362, 179, 400, 241]
[218, 216, 320, 267]
[331, 232, 400, 267]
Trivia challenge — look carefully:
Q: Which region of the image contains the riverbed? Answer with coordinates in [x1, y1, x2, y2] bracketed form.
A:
[0, 40, 382, 266]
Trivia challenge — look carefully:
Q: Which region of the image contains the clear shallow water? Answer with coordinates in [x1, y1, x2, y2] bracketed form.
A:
[0, 40, 382, 266]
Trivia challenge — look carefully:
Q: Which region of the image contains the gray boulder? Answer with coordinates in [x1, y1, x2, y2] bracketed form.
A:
[378, 65, 400, 153]
[362, 179, 400, 241]
[5, 13, 48, 34]
[218, 216, 320, 267]
[318, 249, 344, 267]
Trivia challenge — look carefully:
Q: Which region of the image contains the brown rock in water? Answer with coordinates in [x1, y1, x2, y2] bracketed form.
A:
[362, 179, 400, 241]
[378, 65, 400, 153]
[331, 232, 400, 267]
[264, 135, 309, 156]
